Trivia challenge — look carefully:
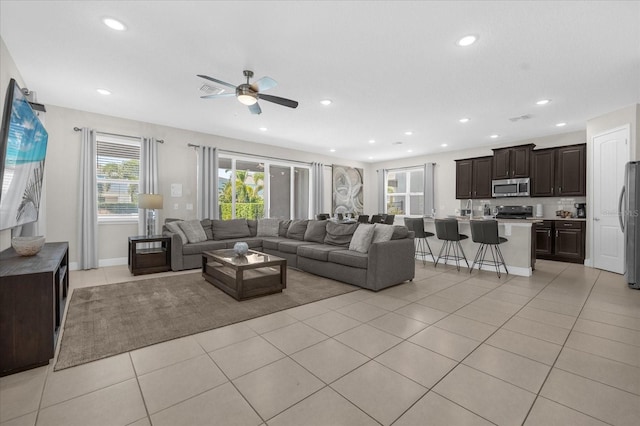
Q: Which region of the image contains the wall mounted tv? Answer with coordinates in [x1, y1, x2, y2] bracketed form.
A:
[0, 78, 48, 231]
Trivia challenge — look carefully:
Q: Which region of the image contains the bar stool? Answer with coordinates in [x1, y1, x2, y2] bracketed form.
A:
[469, 220, 508, 278]
[434, 219, 469, 271]
[404, 217, 435, 264]
[383, 214, 395, 224]
[357, 215, 370, 223]
[370, 214, 384, 224]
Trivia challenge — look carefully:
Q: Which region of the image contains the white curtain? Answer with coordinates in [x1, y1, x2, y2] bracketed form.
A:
[424, 163, 436, 216]
[139, 137, 160, 235]
[197, 146, 219, 219]
[78, 128, 98, 269]
[311, 162, 324, 215]
[377, 168, 388, 213]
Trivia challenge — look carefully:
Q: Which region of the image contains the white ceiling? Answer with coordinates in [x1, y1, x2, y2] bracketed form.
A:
[1, 1, 639, 162]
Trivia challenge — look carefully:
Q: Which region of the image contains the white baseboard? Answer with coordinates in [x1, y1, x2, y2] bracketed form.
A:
[69, 257, 127, 271]
[417, 256, 532, 277]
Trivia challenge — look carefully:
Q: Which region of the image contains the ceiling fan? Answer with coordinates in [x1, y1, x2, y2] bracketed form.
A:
[197, 70, 299, 114]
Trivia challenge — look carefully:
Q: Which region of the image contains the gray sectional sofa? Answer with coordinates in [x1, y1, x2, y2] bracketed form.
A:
[163, 218, 415, 291]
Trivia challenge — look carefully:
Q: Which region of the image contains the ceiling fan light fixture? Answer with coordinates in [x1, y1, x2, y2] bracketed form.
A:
[236, 84, 258, 105]
[238, 94, 258, 105]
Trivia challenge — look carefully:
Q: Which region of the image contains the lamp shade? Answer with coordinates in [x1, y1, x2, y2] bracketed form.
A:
[138, 193, 163, 209]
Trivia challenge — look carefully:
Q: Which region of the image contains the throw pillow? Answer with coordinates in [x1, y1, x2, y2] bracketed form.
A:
[211, 219, 251, 240]
[257, 218, 281, 237]
[304, 220, 327, 243]
[348, 224, 376, 253]
[201, 219, 214, 240]
[247, 220, 258, 237]
[178, 219, 208, 243]
[287, 219, 309, 241]
[278, 219, 292, 237]
[391, 225, 409, 240]
[324, 222, 358, 247]
[165, 221, 188, 245]
[372, 223, 395, 244]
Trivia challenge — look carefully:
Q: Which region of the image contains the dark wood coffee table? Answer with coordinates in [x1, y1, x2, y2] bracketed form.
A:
[202, 249, 287, 300]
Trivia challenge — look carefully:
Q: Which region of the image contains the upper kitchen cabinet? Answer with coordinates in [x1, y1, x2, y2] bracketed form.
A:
[456, 156, 493, 199]
[492, 144, 534, 179]
[556, 144, 586, 196]
[531, 143, 586, 197]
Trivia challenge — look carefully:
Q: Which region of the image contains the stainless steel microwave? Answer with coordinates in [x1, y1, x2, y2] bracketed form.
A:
[492, 178, 530, 197]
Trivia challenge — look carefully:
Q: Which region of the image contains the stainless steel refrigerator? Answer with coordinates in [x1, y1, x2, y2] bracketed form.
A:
[620, 161, 640, 289]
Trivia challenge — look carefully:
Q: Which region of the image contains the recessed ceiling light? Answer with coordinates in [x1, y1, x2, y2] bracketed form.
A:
[459, 117, 470, 123]
[320, 99, 332, 106]
[368, 156, 374, 160]
[441, 143, 448, 147]
[404, 131, 413, 136]
[456, 35, 477, 47]
[96, 88, 111, 95]
[329, 149, 336, 152]
[556, 122, 567, 127]
[536, 99, 551, 105]
[103, 18, 126, 31]
[259, 127, 267, 131]
[407, 149, 413, 153]
[490, 134, 499, 139]
[368, 139, 375, 144]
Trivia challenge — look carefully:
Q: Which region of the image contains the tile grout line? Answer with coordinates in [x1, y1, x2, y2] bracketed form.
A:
[129, 352, 153, 425]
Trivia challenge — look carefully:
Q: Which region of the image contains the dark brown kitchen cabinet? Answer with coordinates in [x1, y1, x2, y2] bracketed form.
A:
[492, 144, 534, 179]
[535, 220, 585, 263]
[531, 144, 586, 197]
[456, 156, 493, 199]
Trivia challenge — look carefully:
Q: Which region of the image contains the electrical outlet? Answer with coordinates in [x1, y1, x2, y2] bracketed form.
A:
[174, 203, 179, 210]
[186, 203, 193, 210]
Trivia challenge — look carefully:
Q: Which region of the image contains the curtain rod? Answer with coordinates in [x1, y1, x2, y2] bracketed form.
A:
[187, 143, 313, 165]
[73, 127, 164, 143]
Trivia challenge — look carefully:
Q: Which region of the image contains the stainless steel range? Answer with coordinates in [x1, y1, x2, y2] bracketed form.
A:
[495, 205, 534, 219]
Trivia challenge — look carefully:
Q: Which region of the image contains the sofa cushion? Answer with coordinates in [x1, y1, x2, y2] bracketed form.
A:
[278, 220, 292, 237]
[201, 219, 214, 240]
[178, 219, 208, 243]
[165, 221, 188, 244]
[324, 222, 358, 247]
[392, 225, 409, 240]
[349, 224, 376, 253]
[297, 244, 343, 261]
[257, 218, 280, 237]
[182, 240, 227, 255]
[304, 220, 327, 243]
[278, 239, 317, 254]
[247, 220, 258, 237]
[212, 219, 251, 240]
[372, 223, 395, 244]
[287, 219, 309, 241]
[328, 249, 368, 269]
[261, 237, 289, 250]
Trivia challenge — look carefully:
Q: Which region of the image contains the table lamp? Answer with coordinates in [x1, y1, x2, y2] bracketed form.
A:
[138, 194, 163, 237]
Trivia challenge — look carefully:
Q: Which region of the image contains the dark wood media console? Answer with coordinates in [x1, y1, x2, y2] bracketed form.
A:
[0, 242, 69, 376]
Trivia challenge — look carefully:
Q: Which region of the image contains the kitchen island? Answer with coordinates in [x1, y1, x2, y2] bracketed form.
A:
[422, 217, 541, 277]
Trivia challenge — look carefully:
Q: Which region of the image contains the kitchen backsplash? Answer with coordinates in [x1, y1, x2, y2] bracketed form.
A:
[459, 196, 587, 218]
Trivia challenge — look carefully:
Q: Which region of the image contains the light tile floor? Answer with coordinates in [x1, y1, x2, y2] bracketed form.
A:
[2, 260, 640, 425]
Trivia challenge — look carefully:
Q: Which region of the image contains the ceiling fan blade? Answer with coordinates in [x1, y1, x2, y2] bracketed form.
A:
[251, 76, 277, 92]
[258, 94, 299, 109]
[248, 103, 262, 115]
[196, 74, 236, 90]
[200, 93, 236, 99]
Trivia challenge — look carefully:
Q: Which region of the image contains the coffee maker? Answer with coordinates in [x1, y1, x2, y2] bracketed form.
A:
[575, 203, 586, 218]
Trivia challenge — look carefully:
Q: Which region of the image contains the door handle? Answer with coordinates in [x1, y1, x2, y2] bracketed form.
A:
[555, 230, 559, 238]
[551, 187, 554, 195]
[558, 187, 562, 194]
[594, 218, 600, 221]
[618, 185, 626, 232]
[547, 230, 551, 237]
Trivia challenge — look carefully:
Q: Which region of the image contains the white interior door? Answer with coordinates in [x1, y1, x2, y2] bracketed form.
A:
[592, 126, 630, 273]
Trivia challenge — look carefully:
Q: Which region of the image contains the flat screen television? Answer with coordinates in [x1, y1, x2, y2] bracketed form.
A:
[0, 78, 48, 230]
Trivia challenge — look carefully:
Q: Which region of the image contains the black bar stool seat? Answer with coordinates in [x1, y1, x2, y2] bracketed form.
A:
[469, 219, 509, 278]
[434, 219, 469, 271]
[404, 217, 435, 264]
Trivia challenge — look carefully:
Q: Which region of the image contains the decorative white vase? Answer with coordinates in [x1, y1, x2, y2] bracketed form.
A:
[233, 242, 249, 256]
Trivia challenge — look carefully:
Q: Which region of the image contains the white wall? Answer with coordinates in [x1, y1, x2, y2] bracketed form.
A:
[42, 105, 368, 266]
[364, 130, 587, 218]
[0, 38, 28, 251]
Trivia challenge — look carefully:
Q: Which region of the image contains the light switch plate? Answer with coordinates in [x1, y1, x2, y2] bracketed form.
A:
[186, 203, 193, 210]
[174, 203, 179, 210]
[170, 183, 182, 197]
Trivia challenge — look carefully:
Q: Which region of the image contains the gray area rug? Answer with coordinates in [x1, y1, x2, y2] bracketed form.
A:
[55, 269, 358, 371]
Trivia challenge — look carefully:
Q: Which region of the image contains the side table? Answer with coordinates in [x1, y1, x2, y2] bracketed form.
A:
[128, 235, 171, 275]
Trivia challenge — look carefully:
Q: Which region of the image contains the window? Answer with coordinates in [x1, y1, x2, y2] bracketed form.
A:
[96, 135, 140, 221]
[386, 167, 425, 215]
[218, 155, 311, 220]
